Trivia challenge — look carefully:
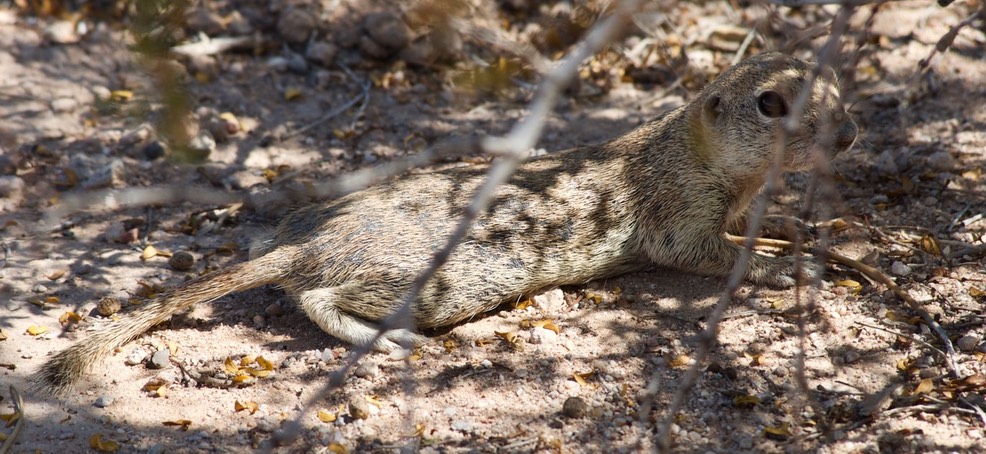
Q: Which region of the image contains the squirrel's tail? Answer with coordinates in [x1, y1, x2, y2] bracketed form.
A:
[33, 251, 288, 396]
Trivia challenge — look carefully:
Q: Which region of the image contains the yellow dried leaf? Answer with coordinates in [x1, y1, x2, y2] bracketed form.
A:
[919, 235, 941, 256]
[47, 270, 66, 280]
[494, 331, 518, 344]
[235, 400, 259, 414]
[0, 412, 19, 426]
[585, 292, 603, 304]
[284, 86, 303, 101]
[763, 423, 792, 440]
[669, 355, 691, 368]
[365, 395, 384, 408]
[0, 330, 6, 341]
[572, 370, 595, 387]
[443, 339, 457, 352]
[167, 341, 179, 356]
[744, 352, 766, 366]
[240, 355, 257, 367]
[532, 319, 561, 334]
[194, 72, 210, 83]
[58, 311, 83, 325]
[835, 280, 863, 294]
[256, 356, 274, 371]
[110, 90, 133, 102]
[46, 296, 60, 304]
[142, 245, 159, 260]
[26, 325, 48, 336]
[317, 409, 337, 423]
[970, 287, 985, 297]
[914, 378, 934, 395]
[897, 357, 916, 373]
[232, 374, 255, 384]
[474, 338, 493, 347]
[89, 433, 120, 452]
[513, 299, 532, 310]
[409, 349, 423, 361]
[733, 395, 760, 407]
[163, 419, 192, 431]
[246, 368, 272, 378]
[224, 357, 240, 374]
[327, 443, 348, 454]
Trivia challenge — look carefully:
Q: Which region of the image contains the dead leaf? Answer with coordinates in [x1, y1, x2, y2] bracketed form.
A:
[110, 90, 133, 102]
[224, 357, 240, 374]
[284, 86, 303, 101]
[317, 409, 337, 423]
[58, 311, 83, 325]
[163, 419, 192, 431]
[46, 270, 66, 280]
[669, 355, 691, 368]
[513, 298, 532, 310]
[327, 443, 348, 454]
[733, 395, 761, 407]
[89, 433, 120, 452]
[913, 378, 934, 395]
[0, 330, 6, 341]
[0, 412, 19, 427]
[919, 235, 941, 256]
[26, 325, 48, 336]
[142, 245, 159, 260]
[443, 339, 457, 353]
[235, 400, 259, 414]
[572, 370, 595, 387]
[835, 280, 863, 294]
[763, 423, 792, 440]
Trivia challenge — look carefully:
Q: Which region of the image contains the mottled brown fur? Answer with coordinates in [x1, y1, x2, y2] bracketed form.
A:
[34, 53, 857, 395]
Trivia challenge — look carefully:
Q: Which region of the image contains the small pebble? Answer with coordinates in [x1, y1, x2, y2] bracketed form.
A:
[148, 349, 170, 369]
[124, 347, 148, 366]
[890, 261, 911, 277]
[96, 297, 122, 317]
[844, 350, 861, 364]
[168, 251, 195, 271]
[142, 141, 167, 160]
[956, 335, 979, 352]
[252, 315, 266, 327]
[51, 97, 78, 113]
[265, 302, 285, 317]
[94, 396, 114, 408]
[561, 396, 587, 419]
[44, 20, 80, 44]
[926, 151, 955, 171]
[348, 396, 370, 420]
[189, 131, 216, 157]
[354, 361, 379, 379]
[277, 8, 316, 44]
[306, 41, 339, 67]
[33, 283, 48, 294]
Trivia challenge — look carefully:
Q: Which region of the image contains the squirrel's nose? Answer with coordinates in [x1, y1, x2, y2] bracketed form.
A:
[834, 118, 858, 153]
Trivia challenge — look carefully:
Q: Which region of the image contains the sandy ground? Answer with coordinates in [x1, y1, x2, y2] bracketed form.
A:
[1, 0, 985, 452]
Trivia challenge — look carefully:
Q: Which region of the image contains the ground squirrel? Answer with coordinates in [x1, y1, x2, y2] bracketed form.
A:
[35, 52, 857, 394]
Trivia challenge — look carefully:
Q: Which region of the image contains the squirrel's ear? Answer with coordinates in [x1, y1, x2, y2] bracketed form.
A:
[702, 94, 722, 125]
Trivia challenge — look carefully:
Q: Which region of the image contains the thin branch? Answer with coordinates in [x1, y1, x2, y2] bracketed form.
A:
[0, 386, 25, 454]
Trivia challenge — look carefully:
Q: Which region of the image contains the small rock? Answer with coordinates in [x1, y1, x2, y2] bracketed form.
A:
[185, 8, 226, 35]
[91, 85, 112, 101]
[875, 150, 899, 175]
[306, 41, 339, 67]
[926, 151, 955, 171]
[354, 361, 379, 379]
[146, 444, 166, 454]
[96, 297, 122, 316]
[0, 175, 25, 207]
[44, 20, 80, 44]
[364, 13, 410, 51]
[529, 327, 558, 345]
[121, 124, 153, 148]
[252, 315, 266, 327]
[124, 347, 149, 366]
[286, 52, 308, 74]
[142, 141, 168, 160]
[81, 159, 124, 189]
[226, 170, 269, 191]
[844, 350, 861, 364]
[451, 419, 473, 432]
[168, 251, 195, 271]
[561, 396, 587, 419]
[533, 288, 565, 313]
[773, 366, 788, 377]
[443, 407, 457, 418]
[890, 261, 911, 277]
[189, 131, 216, 157]
[104, 222, 139, 244]
[51, 97, 78, 113]
[265, 302, 285, 317]
[348, 396, 370, 420]
[957, 335, 979, 352]
[277, 8, 316, 44]
[148, 349, 170, 369]
[71, 262, 93, 276]
[94, 396, 114, 408]
[33, 283, 48, 294]
[320, 349, 335, 362]
[266, 56, 289, 72]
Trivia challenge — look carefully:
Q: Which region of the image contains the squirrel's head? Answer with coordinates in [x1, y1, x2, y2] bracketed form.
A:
[695, 52, 857, 173]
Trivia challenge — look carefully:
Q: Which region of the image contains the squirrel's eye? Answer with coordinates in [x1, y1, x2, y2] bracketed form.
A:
[757, 91, 788, 118]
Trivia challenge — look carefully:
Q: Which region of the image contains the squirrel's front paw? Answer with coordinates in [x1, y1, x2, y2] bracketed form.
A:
[748, 254, 821, 288]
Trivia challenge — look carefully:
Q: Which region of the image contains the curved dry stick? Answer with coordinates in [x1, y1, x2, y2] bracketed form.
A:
[729, 235, 960, 377]
[0, 386, 25, 454]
